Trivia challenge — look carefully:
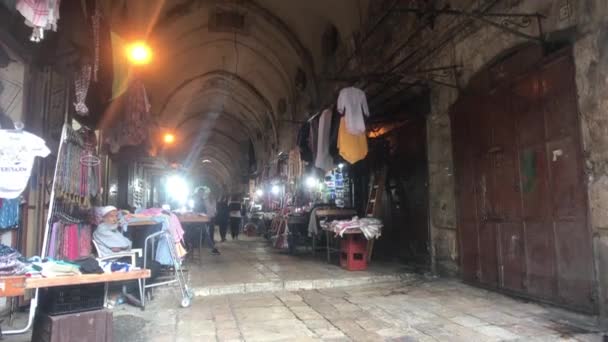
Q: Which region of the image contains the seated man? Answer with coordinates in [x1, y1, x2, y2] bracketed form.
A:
[93, 206, 132, 255]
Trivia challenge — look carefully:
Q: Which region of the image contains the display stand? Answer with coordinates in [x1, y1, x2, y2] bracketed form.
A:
[310, 208, 357, 262]
[1, 124, 150, 336]
[123, 213, 204, 309]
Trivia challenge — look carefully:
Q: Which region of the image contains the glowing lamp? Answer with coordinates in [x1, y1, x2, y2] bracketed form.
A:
[126, 41, 152, 65]
[271, 185, 280, 195]
[305, 176, 318, 189]
[163, 133, 175, 144]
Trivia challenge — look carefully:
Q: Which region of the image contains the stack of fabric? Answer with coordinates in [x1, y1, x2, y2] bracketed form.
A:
[0, 244, 27, 276]
[323, 217, 383, 240]
[29, 258, 81, 277]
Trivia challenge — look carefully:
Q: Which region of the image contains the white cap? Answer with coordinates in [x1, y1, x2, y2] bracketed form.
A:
[98, 206, 117, 217]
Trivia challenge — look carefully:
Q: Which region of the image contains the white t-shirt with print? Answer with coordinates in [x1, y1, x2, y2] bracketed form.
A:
[0, 130, 50, 199]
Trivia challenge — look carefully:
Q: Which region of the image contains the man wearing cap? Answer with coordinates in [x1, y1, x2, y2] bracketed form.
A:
[93, 206, 132, 255]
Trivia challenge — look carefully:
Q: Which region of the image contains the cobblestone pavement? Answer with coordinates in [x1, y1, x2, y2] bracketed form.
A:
[106, 276, 606, 342]
[184, 235, 409, 296]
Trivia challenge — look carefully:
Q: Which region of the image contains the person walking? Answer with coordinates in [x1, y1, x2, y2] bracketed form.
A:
[228, 197, 242, 240]
[194, 187, 220, 255]
[216, 196, 229, 242]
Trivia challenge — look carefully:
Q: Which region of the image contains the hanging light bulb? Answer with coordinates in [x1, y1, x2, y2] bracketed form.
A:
[271, 185, 280, 195]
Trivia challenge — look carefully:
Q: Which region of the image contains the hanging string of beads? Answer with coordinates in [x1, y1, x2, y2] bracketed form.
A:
[91, 0, 101, 82]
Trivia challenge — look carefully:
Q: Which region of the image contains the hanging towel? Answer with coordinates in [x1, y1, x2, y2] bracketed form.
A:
[337, 117, 368, 164]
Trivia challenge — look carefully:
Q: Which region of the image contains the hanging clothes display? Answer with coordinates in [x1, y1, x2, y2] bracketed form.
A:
[104, 79, 151, 153]
[337, 87, 370, 135]
[0, 129, 50, 199]
[0, 198, 20, 229]
[315, 109, 334, 172]
[287, 149, 302, 184]
[53, 126, 101, 222]
[329, 108, 342, 162]
[15, 0, 61, 42]
[297, 121, 313, 163]
[47, 222, 93, 260]
[309, 115, 320, 164]
[337, 117, 368, 164]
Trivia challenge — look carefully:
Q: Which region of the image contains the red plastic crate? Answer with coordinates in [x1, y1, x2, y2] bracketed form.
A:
[340, 234, 368, 271]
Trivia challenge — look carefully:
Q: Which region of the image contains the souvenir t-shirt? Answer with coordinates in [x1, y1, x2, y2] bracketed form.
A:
[0, 130, 50, 199]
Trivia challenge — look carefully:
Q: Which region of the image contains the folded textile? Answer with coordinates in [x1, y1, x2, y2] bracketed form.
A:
[0, 244, 27, 275]
[32, 258, 81, 277]
[72, 257, 104, 274]
[324, 217, 383, 239]
[100, 260, 138, 273]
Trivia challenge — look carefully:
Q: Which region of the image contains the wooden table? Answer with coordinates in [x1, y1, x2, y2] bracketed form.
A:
[126, 215, 210, 227]
[176, 214, 210, 224]
[125, 219, 158, 227]
[0, 270, 151, 297]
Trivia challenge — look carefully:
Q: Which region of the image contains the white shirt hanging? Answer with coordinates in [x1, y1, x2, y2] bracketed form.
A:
[0, 130, 50, 199]
[337, 87, 370, 135]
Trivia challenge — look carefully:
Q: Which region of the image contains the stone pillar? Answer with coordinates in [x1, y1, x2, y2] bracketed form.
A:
[426, 86, 459, 276]
[573, 26, 608, 323]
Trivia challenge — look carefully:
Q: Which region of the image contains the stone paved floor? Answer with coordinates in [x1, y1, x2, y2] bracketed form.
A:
[3, 236, 607, 341]
[184, 235, 410, 296]
[4, 276, 607, 341]
[97, 277, 608, 341]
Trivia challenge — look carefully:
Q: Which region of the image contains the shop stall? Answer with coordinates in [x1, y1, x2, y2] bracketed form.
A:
[260, 86, 385, 271]
[0, 123, 151, 336]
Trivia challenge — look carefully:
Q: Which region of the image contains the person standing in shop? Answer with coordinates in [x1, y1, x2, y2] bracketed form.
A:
[216, 195, 229, 242]
[194, 187, 220, 255]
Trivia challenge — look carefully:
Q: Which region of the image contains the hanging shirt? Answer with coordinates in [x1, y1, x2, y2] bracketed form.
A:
[337, 117, 368, 164]
[337, 87, 370, 135]
[0, 130, 50, 199]
[297, 122, 313, 162]
[315, 109, 334, 171]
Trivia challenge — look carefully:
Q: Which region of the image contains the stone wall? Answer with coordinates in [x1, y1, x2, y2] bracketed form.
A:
[573, 0, 608, 321]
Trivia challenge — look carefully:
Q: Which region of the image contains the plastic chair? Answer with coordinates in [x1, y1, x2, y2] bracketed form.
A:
[92, 240, 144, 308]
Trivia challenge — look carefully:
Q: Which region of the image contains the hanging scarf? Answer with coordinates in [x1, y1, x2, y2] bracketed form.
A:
[74, 64, 92, 116]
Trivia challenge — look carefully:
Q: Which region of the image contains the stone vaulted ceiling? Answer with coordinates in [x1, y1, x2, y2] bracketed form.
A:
[102, 0, 368, 193]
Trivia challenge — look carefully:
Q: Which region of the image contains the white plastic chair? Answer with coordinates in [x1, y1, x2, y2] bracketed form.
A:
[92, 239, 144, 308]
